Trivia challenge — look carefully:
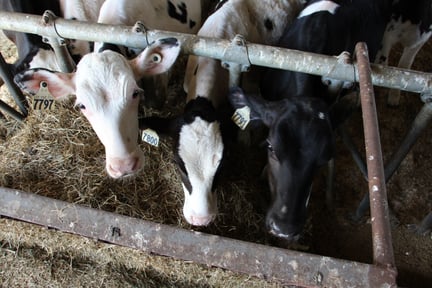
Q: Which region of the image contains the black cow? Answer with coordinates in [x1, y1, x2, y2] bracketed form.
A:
[229, 0, 392, 240]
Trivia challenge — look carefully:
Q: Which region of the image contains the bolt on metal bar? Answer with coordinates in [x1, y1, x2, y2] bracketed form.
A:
[355, 42, 396, 273]
[0, 11, 431, 96]
[0, 187, 397, 287]
[41, 10, 76, 73]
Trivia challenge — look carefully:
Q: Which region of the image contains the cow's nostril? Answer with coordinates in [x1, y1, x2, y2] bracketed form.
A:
[131, 157, 141, 172]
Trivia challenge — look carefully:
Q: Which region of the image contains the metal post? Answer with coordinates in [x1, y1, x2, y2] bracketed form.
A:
[41, 10, 76, 73]
[0, 52, 28, 118]
[355, 43, 396, 275]
[349, 99, 432, 221]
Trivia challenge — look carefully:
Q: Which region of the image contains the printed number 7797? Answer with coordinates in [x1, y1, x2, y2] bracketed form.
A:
[33, 99, 54, 110]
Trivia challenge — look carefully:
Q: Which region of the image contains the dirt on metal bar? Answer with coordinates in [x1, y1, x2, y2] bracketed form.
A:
[0, 187, 397, 288]
[355, 42, 396, 275]
[0, 11, 431, 95]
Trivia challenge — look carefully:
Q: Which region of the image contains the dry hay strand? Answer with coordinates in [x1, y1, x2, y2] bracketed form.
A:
[0, 65, 282, 233]
[0, 70, 281, 287]
[1, 218, 284, 288]
[0, 93, 289, 286]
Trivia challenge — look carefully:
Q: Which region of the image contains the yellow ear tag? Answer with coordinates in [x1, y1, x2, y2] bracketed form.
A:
[141, 128, 160, 147]
[232, 106, 250, 130]
[33, 81, 55, 110]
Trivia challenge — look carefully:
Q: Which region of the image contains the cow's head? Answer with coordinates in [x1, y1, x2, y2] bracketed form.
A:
[229, 87, 334, 241]
[139, 97, 225, 226]
[15, 38, 181, 178]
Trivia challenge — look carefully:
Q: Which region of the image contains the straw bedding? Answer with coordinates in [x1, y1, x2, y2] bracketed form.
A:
[0, 31, 431, 287]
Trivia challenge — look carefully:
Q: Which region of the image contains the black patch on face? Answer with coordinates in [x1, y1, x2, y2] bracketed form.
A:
[175, 152, 193, 194]
[189, 19, 196, 29]
[264, 18, 274, 31]
[183, 96, 218, 124]
[167, 0, 188, 24]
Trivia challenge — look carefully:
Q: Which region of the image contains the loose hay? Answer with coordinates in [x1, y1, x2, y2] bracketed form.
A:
[0, 31, 284, 287]
[1, 31, 432, 287]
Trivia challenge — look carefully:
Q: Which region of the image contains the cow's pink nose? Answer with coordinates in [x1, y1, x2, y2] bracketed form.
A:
[106, 157, 141, 178]
[186, 214, 215, 226]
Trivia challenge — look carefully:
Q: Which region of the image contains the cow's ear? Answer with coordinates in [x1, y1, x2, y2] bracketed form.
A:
[130, 37, 181, 79]
[228, 86, 274, 125]
[14, 68, 76, 99]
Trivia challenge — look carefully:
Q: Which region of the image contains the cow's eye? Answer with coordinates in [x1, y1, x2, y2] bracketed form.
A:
[266, 139, 277, 160]
[76, 103, 86, 110]
[150, 53, 162, 63]
[132, 89, 143, 99]
[266, 139, 274, 152]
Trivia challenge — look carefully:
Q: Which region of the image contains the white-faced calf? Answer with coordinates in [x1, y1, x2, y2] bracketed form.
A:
[15, 38, 181, 178]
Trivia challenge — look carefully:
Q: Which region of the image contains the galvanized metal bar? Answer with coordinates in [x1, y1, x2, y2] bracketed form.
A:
[384, 100, 432, 181]
[355, 42, 395, 271]
[41, 10, 76, 73]
[0, 187, 397, 287]
[0, 11, 431, 95]
[349, 100, 432, 221]
[0, 98, 25, 122]
[417, 212, 432, 235]
[0, 52, 28, 118]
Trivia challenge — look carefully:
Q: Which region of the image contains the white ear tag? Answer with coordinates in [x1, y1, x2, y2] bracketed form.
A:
[141, 128, 160, 147]
[232, 106, 250, 130]
[33, 81, 55, 110]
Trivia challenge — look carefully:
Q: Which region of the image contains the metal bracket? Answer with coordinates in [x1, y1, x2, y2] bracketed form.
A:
[132, 21, 150, 47]
[41, 10, 76, 72]
[221, 34, 251, 73]
[221, 34, 251, 87]
[322, 51, 355, 94]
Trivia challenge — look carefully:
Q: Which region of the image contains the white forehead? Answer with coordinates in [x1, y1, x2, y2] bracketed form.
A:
[299, 0, 339, 18]
[178, 118, 223, 179]
[74, 50, 136, 109]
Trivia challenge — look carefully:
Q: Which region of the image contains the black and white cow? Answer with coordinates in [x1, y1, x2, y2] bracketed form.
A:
[13, 0, 209, 178]
[140, 0, 306, 226]
[228, 0, 392, 240]
[375, 0, 432, 106]
[93, 0, 206, 109]
[0, 0, 104, 75]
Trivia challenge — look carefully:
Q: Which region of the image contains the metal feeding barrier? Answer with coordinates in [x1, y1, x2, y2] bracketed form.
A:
[0, 10, 431, 287]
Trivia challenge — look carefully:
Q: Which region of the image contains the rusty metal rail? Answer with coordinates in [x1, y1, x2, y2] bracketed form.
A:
[355, 43, 395, 270]
[0, 187, 396, 287]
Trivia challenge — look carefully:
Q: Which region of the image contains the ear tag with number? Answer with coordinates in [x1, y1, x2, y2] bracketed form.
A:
[33, 81, 55, 110]
[232, 106, 250, 130]
[141, 128, 160, 147]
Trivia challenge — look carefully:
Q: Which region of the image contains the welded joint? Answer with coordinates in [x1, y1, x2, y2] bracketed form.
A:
[41, 10, 67, 47]
[132, 21, 150, 47]
[221, 34, 251, 73]
[41, 10, 76, 73]
[322, 51, 355, 94]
